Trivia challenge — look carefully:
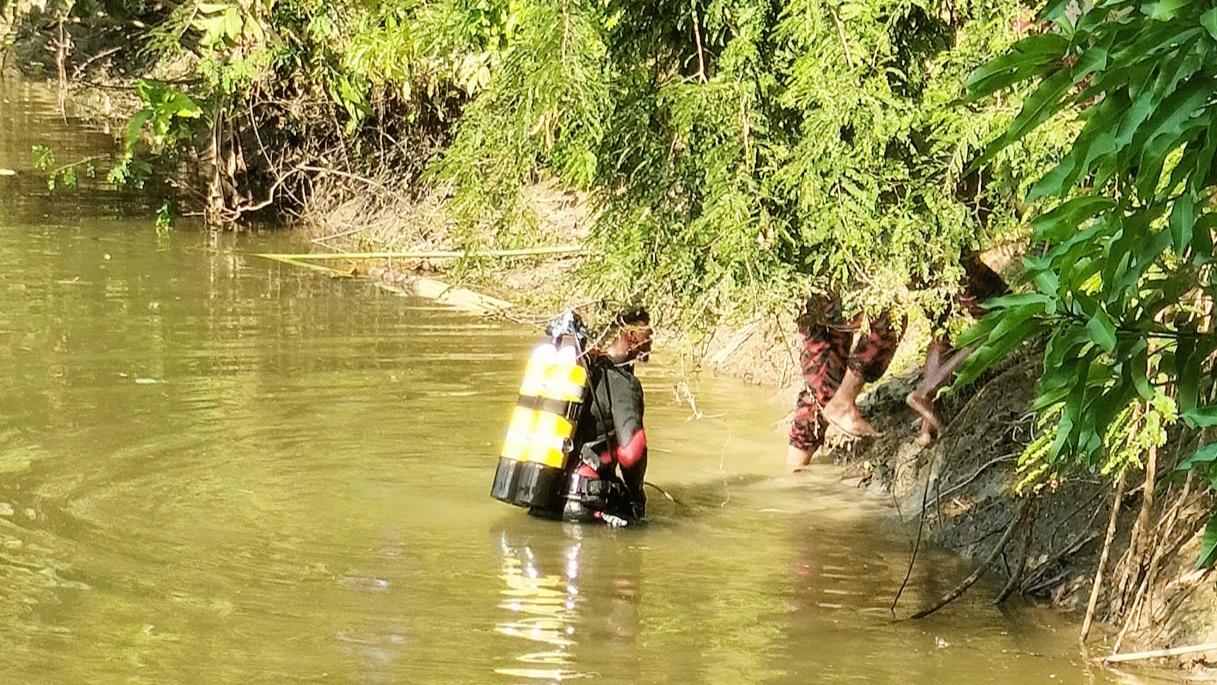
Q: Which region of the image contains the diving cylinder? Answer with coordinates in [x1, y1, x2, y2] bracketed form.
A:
[491, 343, 557, 504]
[512, 343, 587, 510]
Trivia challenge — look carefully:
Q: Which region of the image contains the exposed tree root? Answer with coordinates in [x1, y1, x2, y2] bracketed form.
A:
[996, 498, 1037, 605]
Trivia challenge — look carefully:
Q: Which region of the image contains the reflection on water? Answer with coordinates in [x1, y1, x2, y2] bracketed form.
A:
[494, 526, 646, 683]
[0, 76, 1139, 684]
[496, 532, 583, 680]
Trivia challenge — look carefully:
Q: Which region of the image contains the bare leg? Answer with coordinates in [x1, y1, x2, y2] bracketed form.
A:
[906, 341, 977, 445]
[786, 444, 812, 472]
[821, 368, 878, 437]
[909, 338, 947, 445]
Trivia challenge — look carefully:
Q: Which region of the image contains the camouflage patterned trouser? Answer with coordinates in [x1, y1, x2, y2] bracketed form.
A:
[788, 307, 903, 452]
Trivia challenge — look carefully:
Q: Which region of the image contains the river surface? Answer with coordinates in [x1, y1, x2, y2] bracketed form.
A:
[0, 77, 1137, 683]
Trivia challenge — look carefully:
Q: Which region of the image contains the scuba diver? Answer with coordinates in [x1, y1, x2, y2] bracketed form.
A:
[562, 307, 652, 526]
[490, 307, 653, 527]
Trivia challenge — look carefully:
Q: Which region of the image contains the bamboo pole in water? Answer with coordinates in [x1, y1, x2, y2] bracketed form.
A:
[255, 253, 513, 314]
[258, 254, 356, 277]
[252, 246, 587, 261]
[1104, 642, 1217, 664]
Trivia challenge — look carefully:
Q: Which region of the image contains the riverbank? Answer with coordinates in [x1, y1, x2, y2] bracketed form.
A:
[273, 177, 1217, 671]
[825, 348, 1217, 673]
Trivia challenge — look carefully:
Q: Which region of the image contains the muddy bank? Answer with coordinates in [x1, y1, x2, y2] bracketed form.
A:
[818, 346, 1217, 670]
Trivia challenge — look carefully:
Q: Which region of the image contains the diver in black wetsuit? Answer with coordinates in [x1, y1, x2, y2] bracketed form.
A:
[562, 307, 652, 527]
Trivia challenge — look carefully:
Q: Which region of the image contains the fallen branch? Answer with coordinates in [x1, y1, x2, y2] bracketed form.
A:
[892, 451, 937, 614]
[1020, 530, 1099, 593]
[1103, 642, 1217, 664]
[996, 498, 1037, 605]
[1081, 470, 1128, 642]
[296, 164, 394, 192]
[311, 225, 372, 245]
[911, 497, 1032, 619]
[920, 454, 1017, 515]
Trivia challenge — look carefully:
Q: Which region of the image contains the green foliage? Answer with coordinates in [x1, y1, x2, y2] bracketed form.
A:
[19, 0, 1061, 330]
[433, 0, 1062, 328]
[127, 80, 203, 153]
[957, 0, 1217, 564]
[155, 198, 174, 236]
[31, 145, 98, 191]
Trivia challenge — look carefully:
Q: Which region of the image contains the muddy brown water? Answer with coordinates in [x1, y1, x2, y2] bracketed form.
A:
[0, 76, 1139, 683]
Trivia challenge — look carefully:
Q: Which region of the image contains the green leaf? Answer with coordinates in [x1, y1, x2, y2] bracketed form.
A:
[1203, 8, 1217, 40]
[973, 69, 1076, 169]
[1086, 309, 1117, 353]
[1148, 0, 1194, 21]
[1129, 340, 1153, 399]
[1183, 407, 1217, 428]
[1178, 442, 1217, 472]
[953, 315, 1043, 390]
[1031, 196, 1116, 241]
[1197, 513, 1217, 569]
[1170, 191, 1197, 253]
[125, 110, 152, 153]
[965, 34, 1070, 98]
[224, 7, 242, 41]
[1177, 334, 1200, 417]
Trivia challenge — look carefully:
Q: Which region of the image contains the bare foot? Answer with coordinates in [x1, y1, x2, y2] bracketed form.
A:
[821, 399, 878, 438]
[915, 418, 936, 447]
[906, 391, 944, 433]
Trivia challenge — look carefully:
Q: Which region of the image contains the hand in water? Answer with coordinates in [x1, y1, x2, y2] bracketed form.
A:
[597, 512, 629, 528]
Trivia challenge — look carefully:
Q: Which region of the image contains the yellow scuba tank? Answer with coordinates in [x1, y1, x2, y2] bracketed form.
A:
[513, 343, 587, 509]
[490, 342, 556, 504]
[491, 312, 590, 512]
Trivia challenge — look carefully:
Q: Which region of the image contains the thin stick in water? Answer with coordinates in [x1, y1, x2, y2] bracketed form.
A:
[1082, 470, 1128, 642]
[1104, 642, 1217, 664]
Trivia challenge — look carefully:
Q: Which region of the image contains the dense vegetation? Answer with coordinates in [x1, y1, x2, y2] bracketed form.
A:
[957, 0, 1217, 617]
[3, 0, 1063, 329]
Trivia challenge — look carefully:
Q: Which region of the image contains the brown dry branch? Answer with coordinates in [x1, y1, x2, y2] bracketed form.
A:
[910, 496, 1033, 619]
[1081, 470, 1128, 642]
[996, 497, 1037, 605]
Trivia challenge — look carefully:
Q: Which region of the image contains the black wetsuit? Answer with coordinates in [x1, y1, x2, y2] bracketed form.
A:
[564, 355, 648, 522]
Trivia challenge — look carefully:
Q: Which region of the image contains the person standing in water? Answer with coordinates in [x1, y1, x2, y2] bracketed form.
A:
[786, 296, 904, 471]
[563, 307, 653, 526]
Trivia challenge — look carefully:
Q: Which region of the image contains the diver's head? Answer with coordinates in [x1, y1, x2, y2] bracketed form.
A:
[606, 306, 652, 363]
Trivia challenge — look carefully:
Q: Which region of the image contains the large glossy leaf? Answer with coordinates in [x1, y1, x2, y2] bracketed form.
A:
[965, 34, 1070, 98]
[953, 315, 1043, 390]
[1178, 441, 1217, 472]
[973, 69, 1075, 168]
[1148, 0, 1196, 21]
[1031, 196, 1116, 241]
[1184, 407, 1217, 427]
[1086, 309, 1118, 353]
[1203, 8, 1217, 40]
[1170, 190, 1197, 253]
